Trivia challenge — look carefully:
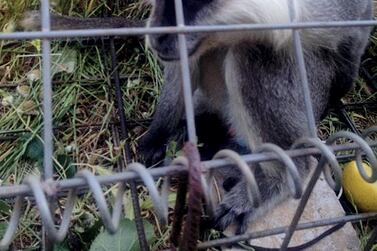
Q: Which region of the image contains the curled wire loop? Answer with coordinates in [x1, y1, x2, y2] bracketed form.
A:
[76, 170, 124, 234]
[328, 130, 377, 183]
[291, 137, 341, 191]
[129, 163, 169, 226]
[0, 196, 24, 251]
[24, 176, 77, 242]
[255, 143, 303, 199]
[211, 150, 262, 208]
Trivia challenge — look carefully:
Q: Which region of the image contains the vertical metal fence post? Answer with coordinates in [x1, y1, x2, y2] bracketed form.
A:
[288, 0, 317, 138]
[41, 0, 53, 182]
[108, 38, 150, 250]
[174, 0, 197, 144]
[280, 1, 323, 250]
[172, 1, 203, 250]
[40, 0, 54, 250]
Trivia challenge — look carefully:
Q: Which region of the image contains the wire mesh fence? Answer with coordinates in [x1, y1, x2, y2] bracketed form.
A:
[0, 0, 377, 250]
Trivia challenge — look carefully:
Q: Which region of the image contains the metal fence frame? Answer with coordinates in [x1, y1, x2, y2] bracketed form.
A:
[0, 0, 377, 250]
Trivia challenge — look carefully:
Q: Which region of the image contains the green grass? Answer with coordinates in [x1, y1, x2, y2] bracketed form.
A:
[0, 0, 167, 249]
[0, 1, 161, 176]
[0, 0, 376, 250]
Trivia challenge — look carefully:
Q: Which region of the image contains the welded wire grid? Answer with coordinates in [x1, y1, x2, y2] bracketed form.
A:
[0, 0, 377, 250]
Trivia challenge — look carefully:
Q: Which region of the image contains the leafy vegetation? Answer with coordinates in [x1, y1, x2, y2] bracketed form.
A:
[0, 0, 168, 249]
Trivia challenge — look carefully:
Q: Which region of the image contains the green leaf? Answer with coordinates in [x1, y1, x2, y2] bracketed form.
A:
[89, 219, 155, 251]
[0, 223, 7, 236]
[141, 193, 176, 210]
[0, 200, 11, 213]
[52, 49, 77, 75]
[78, 219, 102, 250]
[24, 137, 44, 163]
[55, 154, 76, 178]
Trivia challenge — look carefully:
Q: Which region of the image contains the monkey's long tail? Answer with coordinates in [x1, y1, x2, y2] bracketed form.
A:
[19, 10, 146, 31]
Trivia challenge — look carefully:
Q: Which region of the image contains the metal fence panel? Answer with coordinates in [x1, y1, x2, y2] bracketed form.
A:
[0, 0, 376, 250]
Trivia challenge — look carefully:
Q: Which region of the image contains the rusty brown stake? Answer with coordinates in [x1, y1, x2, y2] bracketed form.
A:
[179, 143, 205, 251]
[170, 175, 188, 249]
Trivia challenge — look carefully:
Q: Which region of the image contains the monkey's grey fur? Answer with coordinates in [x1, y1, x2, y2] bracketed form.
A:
[141, 0, 374, 233]
[21, 0, 373, 234]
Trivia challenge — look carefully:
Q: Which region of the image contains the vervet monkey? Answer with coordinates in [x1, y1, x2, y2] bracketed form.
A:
[141, 0, 373, 233]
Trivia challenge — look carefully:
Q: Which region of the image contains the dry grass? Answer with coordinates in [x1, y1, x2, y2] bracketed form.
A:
[0, 0, 167, 249]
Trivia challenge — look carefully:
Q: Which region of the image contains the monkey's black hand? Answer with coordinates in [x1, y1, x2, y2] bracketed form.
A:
[213, 179, 254, 235]
[139, 130, 170, 167]
[139, 118, 188, 167]
[213, 164, 291, 235]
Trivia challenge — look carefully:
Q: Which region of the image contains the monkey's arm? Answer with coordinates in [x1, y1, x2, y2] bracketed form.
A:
[139, 63, 187, 166]
[19, 10, 145, 31]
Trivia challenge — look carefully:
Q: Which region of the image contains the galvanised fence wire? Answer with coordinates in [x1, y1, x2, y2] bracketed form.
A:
[0, 0, 377, 250]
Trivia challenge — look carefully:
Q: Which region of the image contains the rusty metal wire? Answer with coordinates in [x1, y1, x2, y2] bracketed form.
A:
[0, 0, 376, 250]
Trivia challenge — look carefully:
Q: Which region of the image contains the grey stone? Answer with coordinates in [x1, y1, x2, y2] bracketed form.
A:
[222, 159, 360, 250]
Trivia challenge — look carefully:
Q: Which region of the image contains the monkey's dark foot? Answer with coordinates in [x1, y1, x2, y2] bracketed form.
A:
[213, 178, 254, 235]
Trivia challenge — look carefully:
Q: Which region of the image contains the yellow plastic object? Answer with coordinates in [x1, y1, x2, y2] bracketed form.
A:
[342, 161, 377, 212]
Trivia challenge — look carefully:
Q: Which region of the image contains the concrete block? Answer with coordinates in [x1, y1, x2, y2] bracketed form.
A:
[221, 159, 360, 250]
